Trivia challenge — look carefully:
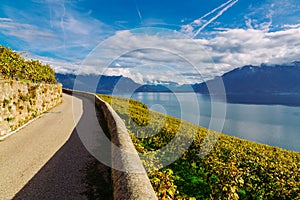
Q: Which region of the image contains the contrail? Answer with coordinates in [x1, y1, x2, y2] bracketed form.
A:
[197, 0, 235, 21]
[192, 0, 239, 38]
[136, 7, 142, 23]
[135, 0, 143, 24]
[60, 0, 66, 50]
[48, 3, 53, 28]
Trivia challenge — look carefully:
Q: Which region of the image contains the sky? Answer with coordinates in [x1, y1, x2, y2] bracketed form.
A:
[0, 0, 300, 84]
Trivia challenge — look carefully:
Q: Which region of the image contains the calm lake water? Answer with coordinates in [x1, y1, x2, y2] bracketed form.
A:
[121, 92, 300, 152]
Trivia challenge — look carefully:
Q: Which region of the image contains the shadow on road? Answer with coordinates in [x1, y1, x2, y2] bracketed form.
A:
[14, 94, 112, 200]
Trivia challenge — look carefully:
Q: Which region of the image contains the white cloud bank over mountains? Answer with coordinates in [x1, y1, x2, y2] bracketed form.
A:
[1, 0, 299, 84]
[3, 17, 299, 84]
[200, 27, 300, 68]
[61, 26, 300, 84]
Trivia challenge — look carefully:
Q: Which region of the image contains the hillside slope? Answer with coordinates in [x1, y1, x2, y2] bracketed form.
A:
[99, 94, 300, 199]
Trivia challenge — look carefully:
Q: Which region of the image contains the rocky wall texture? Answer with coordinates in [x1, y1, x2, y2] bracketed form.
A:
[0, 80, 62, 136]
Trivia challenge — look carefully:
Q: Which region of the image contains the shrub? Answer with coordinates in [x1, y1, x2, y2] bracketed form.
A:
[99, 94, 300, 199]
[0, 45, 56, 84]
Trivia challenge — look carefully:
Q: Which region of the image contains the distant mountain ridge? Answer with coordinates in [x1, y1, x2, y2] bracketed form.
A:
[56, 61, 300, 105]
[55, 73, 192, 93]
[193, 62, 300, 94]
[193, 62, 300, 105]
[55, 73, 140, 94]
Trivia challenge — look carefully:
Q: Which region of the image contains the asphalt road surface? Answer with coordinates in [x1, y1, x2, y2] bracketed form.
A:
[0, 94, 112, 200]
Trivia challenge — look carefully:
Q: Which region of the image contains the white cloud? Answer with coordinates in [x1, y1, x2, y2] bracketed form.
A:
[192, 0, 239, 38]
[75, 26, 300, 84]
[202, 28, 300, 66]
[180, 0, 239, 38]
[0, 18, 57, 40]
[2, 0, 299, 85]
[244, 0, 300, 32]
[18, 24, 300, 85]
[0, 1, 114, 61]
[115, 63, 121, 67]
[244, 7, 274, 32]
[0, 18, 12, 22]
[23, 53, 81, 74]
[282, 23, 300, 29]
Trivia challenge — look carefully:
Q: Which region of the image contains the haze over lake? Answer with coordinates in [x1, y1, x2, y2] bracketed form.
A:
[122, 92, 300, 152]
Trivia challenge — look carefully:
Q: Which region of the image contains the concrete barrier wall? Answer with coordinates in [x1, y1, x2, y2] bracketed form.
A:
[63, 89, 157, 200]
[0, 80, 62, 137]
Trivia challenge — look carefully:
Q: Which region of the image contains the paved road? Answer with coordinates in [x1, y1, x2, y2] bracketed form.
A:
[0, 94, 112, 199]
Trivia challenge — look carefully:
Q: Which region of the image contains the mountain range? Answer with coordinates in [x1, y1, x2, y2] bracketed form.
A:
[56, 61, 300, 106]
[55, 73, 140, 94]
[55, 73, 192, 93]
[193, 61, 300, 105]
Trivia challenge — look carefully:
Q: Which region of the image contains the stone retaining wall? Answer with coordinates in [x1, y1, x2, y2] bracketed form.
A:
[62, 89, 157, 200]
[0, 80, 62, 136]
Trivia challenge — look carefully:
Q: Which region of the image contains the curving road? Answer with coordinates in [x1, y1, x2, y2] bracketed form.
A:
[0, 94, 112, 199]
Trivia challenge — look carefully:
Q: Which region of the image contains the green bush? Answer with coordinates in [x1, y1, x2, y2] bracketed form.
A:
[99, 94, 300, 199]
[0, 45, 56, 84]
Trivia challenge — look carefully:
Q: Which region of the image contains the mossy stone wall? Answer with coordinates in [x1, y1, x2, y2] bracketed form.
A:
[0, 80, 62, 136]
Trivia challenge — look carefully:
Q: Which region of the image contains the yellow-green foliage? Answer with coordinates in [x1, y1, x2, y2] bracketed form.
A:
[0, 45, 56, 84]
[98, 94, 300, 200]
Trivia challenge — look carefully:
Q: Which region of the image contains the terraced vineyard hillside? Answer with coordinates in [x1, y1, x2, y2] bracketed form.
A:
[99, 94, 300, 200]
[0, 45, 60, 136]
[0, 45, 56, 84]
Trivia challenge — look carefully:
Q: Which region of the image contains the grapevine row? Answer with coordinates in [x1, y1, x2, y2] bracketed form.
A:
[99, 94, 300, 200]
[0, 45, 56, 84]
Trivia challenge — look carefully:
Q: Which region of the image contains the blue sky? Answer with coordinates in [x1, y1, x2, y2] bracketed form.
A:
[0, 0, 300, 84]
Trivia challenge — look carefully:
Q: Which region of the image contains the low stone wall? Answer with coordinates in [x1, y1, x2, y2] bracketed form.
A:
[0, 80, 62, 136]
[63, 89, 157, 200]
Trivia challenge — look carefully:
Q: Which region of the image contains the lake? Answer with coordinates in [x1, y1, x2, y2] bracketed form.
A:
[120, 92, 300, 152]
